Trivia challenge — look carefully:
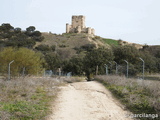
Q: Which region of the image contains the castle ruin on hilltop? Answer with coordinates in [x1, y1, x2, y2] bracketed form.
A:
[66, 15, 95, 35]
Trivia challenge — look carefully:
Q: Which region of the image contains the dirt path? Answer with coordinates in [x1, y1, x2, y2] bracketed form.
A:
[48, 81, 133, 120]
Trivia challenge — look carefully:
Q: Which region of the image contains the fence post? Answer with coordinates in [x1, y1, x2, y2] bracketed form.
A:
[8, 60, 14, 80]
[124, 60, 128, 78]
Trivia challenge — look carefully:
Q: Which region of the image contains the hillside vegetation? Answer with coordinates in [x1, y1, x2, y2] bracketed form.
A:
[37, 32, 113, 59]
[41, 32, 113, 48]
[1, 23, 160, 79]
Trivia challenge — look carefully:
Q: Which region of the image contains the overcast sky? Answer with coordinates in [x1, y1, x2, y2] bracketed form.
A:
[1, 0, 160, 45]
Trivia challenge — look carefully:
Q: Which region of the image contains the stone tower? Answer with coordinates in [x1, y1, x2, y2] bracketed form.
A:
[72, 16, 85, 29]
[66, 15, 95, 35]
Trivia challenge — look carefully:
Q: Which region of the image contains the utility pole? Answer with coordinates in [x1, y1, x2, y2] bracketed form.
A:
[139, 57, 145, 80]
[124, 60, 128, 78]
[8, 60, 14, 80]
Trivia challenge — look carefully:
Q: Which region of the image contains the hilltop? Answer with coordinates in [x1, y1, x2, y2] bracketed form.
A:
[35, 32, 143, 59]
[35, 32, 116, 59]
[40, 32, 144, 49]
[40, 32, 113, 48]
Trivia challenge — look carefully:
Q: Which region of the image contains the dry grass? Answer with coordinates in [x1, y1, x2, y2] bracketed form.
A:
[41, 33, 92, 48]
[95, 75, 160, 120]
[0, 76, 64, 120]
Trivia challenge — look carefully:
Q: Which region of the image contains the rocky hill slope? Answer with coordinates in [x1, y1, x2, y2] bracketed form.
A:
[39, 32, 143, 49]
[35, 33, 119, 59]
[34, 32, 144, 60]
[38, 33, 111, 48]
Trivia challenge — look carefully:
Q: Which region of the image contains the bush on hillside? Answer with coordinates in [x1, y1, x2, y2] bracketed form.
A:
[0, 47, 45, 77]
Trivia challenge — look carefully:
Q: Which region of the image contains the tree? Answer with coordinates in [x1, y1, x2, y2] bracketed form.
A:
[83, 47, 114, 80]
[32, 31, 41, 36]
[44, 53, 61, 71]
[0, 24, 44, 48]
[1, 23, 14, 32]
[113, 45, 140, 65]
[63, 55, 84, 75]
[0, 47, 45, 76]
[14, 27, 21, 33]
[25, 26, 36, 37]
[26, 26, 35, 33]
[113, 45, 159, 75]
[0, 24, 14, 39]
[25, 26, 44, 42]
[139, 51, 158, 73]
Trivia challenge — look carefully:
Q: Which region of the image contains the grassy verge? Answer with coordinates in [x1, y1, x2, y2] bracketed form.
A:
[102, 38, 119, 46]
[95, 75, 160, 120]
[145, 75, 160, 81]
[0, 77, 63, 120]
